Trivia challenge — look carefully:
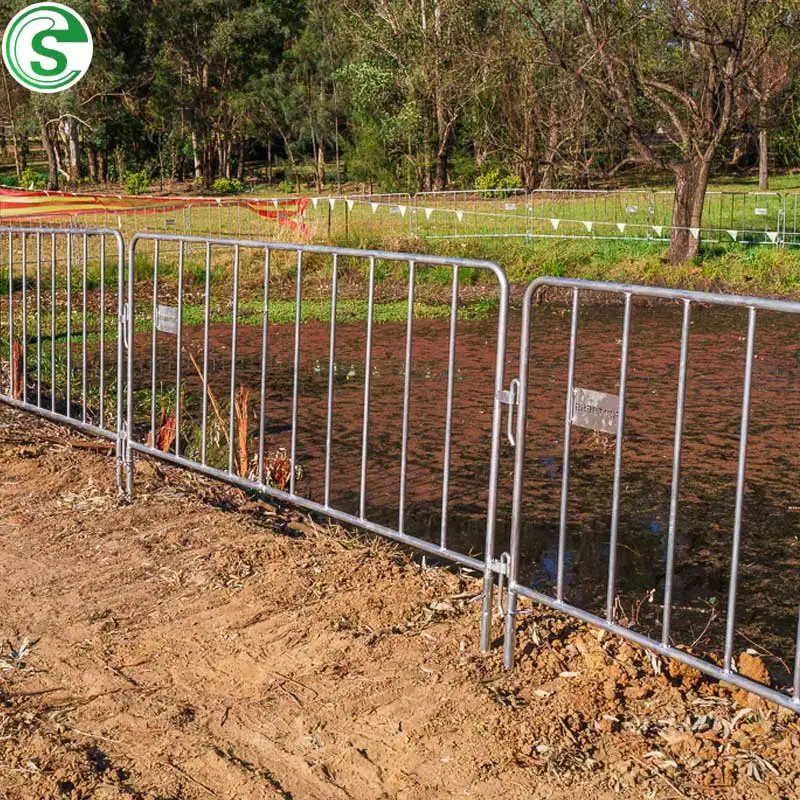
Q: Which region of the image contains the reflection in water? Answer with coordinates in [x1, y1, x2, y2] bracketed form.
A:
[133, 299, 800, 682]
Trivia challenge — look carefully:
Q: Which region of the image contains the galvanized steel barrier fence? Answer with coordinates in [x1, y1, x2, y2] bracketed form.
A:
[12, 187, 799, 246]
[2, 225, 800, 712]
[503, 277, 800, 712]
[0, 226, 126, 482]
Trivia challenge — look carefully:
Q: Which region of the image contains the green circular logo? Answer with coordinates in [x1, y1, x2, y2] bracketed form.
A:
[2, 3, 92, 93]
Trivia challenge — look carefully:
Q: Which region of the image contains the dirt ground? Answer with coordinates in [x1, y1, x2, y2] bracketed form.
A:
[2, 405, 800, 799]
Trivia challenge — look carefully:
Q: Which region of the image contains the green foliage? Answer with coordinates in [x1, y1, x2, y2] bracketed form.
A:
[123, 169, 151, 195]
[211, 177, 244, 194]
[278, 178, 294, 193]
[475, 169, 523, 197]
[19, 168, 47, 190]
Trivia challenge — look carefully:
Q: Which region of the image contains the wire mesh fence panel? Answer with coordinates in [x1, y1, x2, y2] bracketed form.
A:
[503, 277, 800, 712]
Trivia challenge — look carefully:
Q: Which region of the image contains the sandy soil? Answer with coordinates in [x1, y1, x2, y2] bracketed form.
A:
[1, 404, 800, 800]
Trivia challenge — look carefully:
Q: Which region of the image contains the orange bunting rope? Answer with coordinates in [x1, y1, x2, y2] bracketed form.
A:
[0, 187, 310, 236]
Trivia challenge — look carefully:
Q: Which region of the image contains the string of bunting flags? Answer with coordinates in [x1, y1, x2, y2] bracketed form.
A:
[0, 188, 787, 244]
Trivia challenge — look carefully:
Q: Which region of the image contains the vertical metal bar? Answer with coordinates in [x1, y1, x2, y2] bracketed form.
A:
[175, 240, 185, 457]
[289, 250, 303, 494]
[503, 283, 534, 669]
[81, 233, 87, 422]
[479, 268, 510, 653]
[793, 605, 800, 703]
[723, 307, 756, 672]
[124, 233, 134, 496]
[440, 265, 459, 548]
[20, 232, 27, 403]
[605, 293, 632, 621]
[35, 233, 41, 407]
[66, 233, 72, 417]
[323, 253, 338, 506]
[398, 260, 416, 533]
[359, 256, 376, 518]
[7, 232, 12, 399]
[99, 235, 105, 425]
[662, 299, 691, 645]
[200, 242, 211, 466]
[150, 240, 159, 443]
[257, 248, 271, 484]
[556, 288, 579, 602]
[227, 245, 241, 474]
[50, 234, 55, 412]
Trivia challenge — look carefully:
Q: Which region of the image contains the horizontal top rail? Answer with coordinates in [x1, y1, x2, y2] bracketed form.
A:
[525, 275, 800, 314]
[129, 232, 508, 280]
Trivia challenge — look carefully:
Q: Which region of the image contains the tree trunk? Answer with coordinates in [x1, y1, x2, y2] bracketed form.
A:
[200, 136, 213, 189]
[97, 149, 106, 182]
[758, 127, 769, 191]
[539, 104, 560, 190]
[668, 158, 710, 263]
[192, 131, 202, 180]
[237, 139, 245, 181]
[87, 146, 97, 182]
[40, 121, 58, 190]
[66, 117, 81, 183]
[433, 94, 452, 191]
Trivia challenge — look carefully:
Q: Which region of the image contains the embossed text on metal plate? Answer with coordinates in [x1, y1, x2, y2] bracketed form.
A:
[156, 304, 179, 335]
[572, 387, 620, 434]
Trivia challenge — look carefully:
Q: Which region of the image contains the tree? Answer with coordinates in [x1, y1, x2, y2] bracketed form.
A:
[522, 0, 799, 262]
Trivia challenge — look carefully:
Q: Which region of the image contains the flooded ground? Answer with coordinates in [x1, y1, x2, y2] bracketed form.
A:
[132, 298, 800, 684]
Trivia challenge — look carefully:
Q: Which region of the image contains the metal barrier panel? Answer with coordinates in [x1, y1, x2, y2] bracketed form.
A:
[502, 277, 800, 711]
[0, 227, 125, 474]
[122, 233, 509, 648]
[529, 189, 657, 240]
[414, 189, 529, 239]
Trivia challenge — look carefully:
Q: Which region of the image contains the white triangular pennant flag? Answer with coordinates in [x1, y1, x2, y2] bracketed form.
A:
[425, 207, 433, 220]
[273, 199, 279, 208]
[550, 218, 560, 230]
[767, 231, 779, 242]
[398, 205, 407, 217]
[583, 220, 593, 232]
[652, 225, 663, 236]
[455, 210, 463, 222]
[370, 202, 379, 214]
[346, 199, 354, 211]
[689, 227, 700, 239]
[329, 198, 336, 209]
[727, 229, 738, 241]
[311, 197, 318, 209]
[617, 222, 626, 233]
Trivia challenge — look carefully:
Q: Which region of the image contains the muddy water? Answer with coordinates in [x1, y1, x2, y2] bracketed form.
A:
[134, 302, 800, 677]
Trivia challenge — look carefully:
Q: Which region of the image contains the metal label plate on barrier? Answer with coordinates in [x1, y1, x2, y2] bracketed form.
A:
[754, 207, 768, 216]
[156, 305, 179, 335]
[504, 203, 518, 210]
[572, 387, 620, 434]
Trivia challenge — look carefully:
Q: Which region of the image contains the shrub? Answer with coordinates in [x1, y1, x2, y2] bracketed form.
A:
[19, 168, 47, 190]
[278, 178, 295, 194]
[124, 169, 151, 195]
[211, 177, 244, 194]
[475, 168, 523, 198]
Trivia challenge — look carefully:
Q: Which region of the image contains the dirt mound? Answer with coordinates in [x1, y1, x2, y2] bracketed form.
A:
[1, 405, 800, 799]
